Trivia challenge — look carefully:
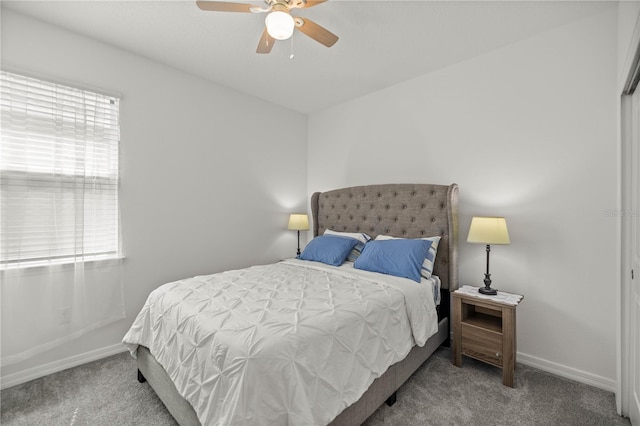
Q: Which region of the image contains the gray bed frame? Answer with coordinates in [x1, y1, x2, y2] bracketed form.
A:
[137, 183, 459, 426]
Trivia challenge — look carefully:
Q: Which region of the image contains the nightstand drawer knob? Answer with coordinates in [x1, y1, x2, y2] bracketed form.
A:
[496, 353, 501, 358]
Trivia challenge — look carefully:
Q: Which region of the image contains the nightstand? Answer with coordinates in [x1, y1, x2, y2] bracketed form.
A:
[452, 287, 523, 387]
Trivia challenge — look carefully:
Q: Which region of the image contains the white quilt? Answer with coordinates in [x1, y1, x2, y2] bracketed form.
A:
[122, 259, 438, 426]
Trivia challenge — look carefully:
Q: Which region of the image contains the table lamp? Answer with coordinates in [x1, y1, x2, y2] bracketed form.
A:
[288, 214, 309, 256]
[467, 216, 510, 295]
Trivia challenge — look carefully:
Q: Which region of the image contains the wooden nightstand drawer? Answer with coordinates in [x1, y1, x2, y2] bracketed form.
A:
[461, 323, 502, 367]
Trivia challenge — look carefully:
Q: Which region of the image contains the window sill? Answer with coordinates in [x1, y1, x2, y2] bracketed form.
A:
[1, 255, 126, 272]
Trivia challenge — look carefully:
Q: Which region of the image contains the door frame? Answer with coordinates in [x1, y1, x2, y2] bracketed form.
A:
[620, 11, 640, 420]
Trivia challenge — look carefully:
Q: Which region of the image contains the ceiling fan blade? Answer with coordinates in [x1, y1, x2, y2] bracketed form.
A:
[196, 1, 256, 13]
[256, 28, 276, 54]
[294, 17, 338, 47]
[288, 0, 327, 8]
[301, 1, 327, 8]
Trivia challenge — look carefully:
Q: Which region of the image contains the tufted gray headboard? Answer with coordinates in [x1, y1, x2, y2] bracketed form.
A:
[311, 183, 459, 291]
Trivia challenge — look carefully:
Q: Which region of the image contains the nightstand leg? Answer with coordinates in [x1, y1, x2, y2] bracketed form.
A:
[502, 308, 515, 387]
[452, 296, 462, 367]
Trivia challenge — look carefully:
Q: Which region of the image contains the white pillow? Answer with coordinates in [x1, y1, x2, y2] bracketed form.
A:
[375, 235, 441, 279]
[323, 229, 370, 244]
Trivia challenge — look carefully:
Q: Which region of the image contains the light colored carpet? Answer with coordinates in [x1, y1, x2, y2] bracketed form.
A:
[1, 347, 630, 426]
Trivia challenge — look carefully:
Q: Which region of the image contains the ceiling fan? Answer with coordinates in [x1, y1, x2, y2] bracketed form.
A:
[196, 0, 339, 54]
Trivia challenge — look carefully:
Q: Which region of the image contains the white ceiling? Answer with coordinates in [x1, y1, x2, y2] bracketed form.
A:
[2, 0, 615, 113]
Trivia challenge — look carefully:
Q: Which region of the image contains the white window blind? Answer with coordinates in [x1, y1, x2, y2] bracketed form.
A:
[1, 71, 120, 267]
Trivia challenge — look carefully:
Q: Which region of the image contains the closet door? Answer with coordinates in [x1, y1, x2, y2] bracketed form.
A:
[622, 75, 640, 423]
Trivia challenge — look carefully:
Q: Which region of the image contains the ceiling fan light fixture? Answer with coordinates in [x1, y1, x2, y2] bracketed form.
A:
[265, 10, 295, 40]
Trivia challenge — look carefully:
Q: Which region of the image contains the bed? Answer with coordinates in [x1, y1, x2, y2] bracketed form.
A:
[123, 183, 459, 426]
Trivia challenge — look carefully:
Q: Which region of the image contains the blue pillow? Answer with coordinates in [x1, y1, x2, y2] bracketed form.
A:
[354, 239, 432, 283]
[298, 235, 360, 266]
[323, 230, 371, 262]
[375, 235, 440, 279]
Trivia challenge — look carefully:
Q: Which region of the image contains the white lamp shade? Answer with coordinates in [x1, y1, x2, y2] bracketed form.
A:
[265, 11, 295, 40]
[467, 217, 510, 245]
[288, 214, 309, 231]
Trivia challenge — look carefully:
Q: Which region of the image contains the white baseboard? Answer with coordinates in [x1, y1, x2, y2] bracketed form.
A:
[1, 343, 128, 390]
[0, 343, 617, 395]
[517, 351, 616, 393]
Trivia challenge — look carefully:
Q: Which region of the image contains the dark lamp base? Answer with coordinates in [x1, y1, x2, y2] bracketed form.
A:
[479, 286, 498, 295]
[480, 270, 497, 295]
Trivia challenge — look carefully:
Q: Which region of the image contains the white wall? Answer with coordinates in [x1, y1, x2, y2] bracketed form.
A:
[308, 8, 618, 389]
[1, 10, 308, 386]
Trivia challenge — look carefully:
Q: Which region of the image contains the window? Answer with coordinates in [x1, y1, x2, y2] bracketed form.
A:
[1, 71, 120, 268]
